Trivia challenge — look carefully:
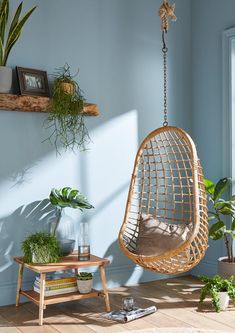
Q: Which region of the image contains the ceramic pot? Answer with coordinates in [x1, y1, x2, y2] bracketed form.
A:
[218, 257, 235, 279]
[0, 66, 12, 93]
[218, 291, 230, 310]
[77, 279, 93, 294]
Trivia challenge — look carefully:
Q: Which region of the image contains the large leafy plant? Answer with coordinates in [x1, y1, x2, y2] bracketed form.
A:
[204, 177, 235, 262]
[0, 0, 36, 66]
[49, 187, 94, 236]
[199, 275, 235, 312]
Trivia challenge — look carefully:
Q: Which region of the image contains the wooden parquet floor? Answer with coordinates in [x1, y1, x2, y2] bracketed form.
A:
[0, 275, 235, 333]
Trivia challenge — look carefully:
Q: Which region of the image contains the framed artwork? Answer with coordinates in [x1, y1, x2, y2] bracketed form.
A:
[16, 67, 50, 97]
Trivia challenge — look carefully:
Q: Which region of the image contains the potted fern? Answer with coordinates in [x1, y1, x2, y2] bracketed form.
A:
[76, 272, 93, 294]
[0, 0, 36, 93]
[199, 275, 235, 312]
[49, 187, 94, 255]
[21, 232, 60, 264]
[204, 177, 235, 278]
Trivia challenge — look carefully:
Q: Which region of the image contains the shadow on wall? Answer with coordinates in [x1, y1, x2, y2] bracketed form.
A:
[0, 199, 54, 281]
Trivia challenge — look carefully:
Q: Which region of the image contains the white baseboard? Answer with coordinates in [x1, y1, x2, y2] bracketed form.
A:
[0, 263, 171, 306]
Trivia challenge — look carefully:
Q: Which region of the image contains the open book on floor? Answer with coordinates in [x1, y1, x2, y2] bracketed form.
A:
[102, 306, 157, 323]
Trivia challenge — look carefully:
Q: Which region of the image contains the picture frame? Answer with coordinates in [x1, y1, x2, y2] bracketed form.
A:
[16, 67, 50, 97]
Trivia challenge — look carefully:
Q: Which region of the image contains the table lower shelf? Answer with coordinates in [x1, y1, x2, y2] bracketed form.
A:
[20, 289, 104, 306]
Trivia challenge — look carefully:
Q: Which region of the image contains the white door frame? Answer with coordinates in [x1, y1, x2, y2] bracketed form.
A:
[223, 27, 235, 179]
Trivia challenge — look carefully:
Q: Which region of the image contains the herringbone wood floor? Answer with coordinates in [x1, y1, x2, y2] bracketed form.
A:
[0, 275, 235, 332]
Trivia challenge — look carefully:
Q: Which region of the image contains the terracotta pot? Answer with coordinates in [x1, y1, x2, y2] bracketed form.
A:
[218, 257, 235, 279]
[60, 82, 75, 95]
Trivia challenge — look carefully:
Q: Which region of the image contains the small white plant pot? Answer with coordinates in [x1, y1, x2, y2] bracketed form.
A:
[0, 66, 12, 93]
[218, 292, 230, 311]
[77, 279, 93, 294]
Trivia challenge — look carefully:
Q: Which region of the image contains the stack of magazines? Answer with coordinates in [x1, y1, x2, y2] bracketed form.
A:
[33, 275, 78, 296]
[102, 306, 157, 323]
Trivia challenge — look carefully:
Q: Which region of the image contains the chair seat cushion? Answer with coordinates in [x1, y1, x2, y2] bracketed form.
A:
[134, 214, 191, 256]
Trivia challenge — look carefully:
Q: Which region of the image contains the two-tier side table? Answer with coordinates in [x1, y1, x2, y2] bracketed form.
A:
[14, 252, 110, 325]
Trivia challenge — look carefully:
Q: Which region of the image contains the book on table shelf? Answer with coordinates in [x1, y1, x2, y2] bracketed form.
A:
[34, 280, 77, 291]
[33, 285, 78, 297]
[35, 275, 77, 285]
[33, 273, 78, 296]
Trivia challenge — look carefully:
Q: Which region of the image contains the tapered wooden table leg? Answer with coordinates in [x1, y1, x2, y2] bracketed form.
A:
[16, 263, 24, 307]
[99, 264, 110, 312]
[39, 273, 46, 326]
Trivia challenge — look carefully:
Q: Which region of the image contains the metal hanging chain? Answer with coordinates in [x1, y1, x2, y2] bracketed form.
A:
[162, 30, 168, 127]
[158, 0, 177, 127]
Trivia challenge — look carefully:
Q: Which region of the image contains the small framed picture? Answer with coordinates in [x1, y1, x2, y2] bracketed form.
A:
[16, 67, 50, 97]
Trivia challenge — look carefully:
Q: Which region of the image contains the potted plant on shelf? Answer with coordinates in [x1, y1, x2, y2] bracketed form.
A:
[21, 232, 60, 264]
[44, 64, 90, 153]
[0, 0, 36, 93]
[199, 275, 235, 312]
[76, 272, 93, 294]
[204, 177, 235, 278]
[49, 186, 94, 256]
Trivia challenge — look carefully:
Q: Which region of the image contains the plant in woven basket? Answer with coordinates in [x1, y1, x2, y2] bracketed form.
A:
[199, 275, 235, 312]
[49, 187, 94, 237]
[21, 232, 60, 264]
[204, 177, 235, 262]
[44, 64, 90, 153]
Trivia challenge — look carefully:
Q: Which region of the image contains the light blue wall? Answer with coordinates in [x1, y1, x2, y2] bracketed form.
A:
[191, 0, 235, 277]
[0, 0, 192, 305]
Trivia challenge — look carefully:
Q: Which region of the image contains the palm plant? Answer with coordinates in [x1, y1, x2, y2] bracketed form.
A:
[0, 0, 36, 66]
[49, 187, 94, 236]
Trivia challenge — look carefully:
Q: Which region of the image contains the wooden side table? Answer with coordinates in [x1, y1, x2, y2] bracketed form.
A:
[14, 252, 110, 326]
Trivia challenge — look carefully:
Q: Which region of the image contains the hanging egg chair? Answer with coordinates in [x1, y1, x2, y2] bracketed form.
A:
[118, 1, 208, 275]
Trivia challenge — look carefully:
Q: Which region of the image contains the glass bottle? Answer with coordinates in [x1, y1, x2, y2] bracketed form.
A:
[78, 221, 90, 261]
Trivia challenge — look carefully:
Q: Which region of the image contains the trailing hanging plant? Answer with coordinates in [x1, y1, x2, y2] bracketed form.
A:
[0, 0, 36, 66]
[21, 232, 60, 264]
[199, 275, 235, 312]
[44, 64, 90, 153]
[49, 187, 94, 237]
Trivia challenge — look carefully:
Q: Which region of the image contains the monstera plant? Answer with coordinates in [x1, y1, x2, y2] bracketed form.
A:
[49, 187, 94, 255]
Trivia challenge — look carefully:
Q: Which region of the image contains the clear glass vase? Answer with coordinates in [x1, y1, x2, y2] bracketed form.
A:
[78, 221, 90, 261]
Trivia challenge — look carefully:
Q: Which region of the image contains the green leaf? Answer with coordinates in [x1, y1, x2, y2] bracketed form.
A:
[3, 5, 36, 65]
[204, 178, 215, 195]
[209, 221, 225, 240]
[208, 216, 216, 221]
[214, 201, 235, 215]
[232, 218, 235, 231]
[214, 178, 231, 201]
[0, 0, 9, 44]
[49, 187, 94, 210]
[8, 2, 22, 38]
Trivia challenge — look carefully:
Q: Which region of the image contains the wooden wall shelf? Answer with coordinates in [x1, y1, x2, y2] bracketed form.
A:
[0, 93, 99, 116]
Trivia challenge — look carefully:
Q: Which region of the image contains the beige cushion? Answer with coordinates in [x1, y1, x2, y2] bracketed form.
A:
[135, 214, 191, 256]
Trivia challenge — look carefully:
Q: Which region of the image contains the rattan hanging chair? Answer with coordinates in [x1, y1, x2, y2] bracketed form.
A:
[119, 126, 208, 274]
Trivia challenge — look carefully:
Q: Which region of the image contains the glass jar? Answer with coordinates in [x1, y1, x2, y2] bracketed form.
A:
[78, 221, 90, 261]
